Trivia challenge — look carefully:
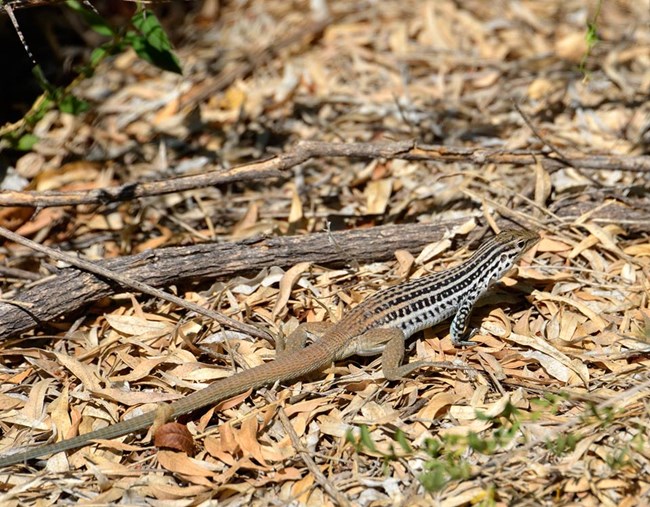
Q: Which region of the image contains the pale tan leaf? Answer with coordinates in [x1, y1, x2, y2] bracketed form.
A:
[231, 201, 259, 239]
[394, 249, 414, 278]
[537, 237, 572, 253]
[417, 392, 462, 420]
[365, 178, 393, 215]
[415, 238, 452, 265]
[104, 315, 171, 337]
[49, 384, 72, 440]
[147, 483, 210, 501]
[0, 394, 22, 411]
[440, 487, 493, 507]
[316, 415, 352, 438]
[490, 325, 590, 384]
[533, 291, 608, 332]
[219, 84, 247, 111]
[284, 397, 333, 417]
[555, 31, 588, 62]
[568, 235, 600, 259]
[22, 378, 54, 421]
[111, 356, 180, 383]
[288, 184, 303, 224]
[582, 223, 626, 256]
[534, 161, 552, 206]
[528, 77, 556, 100]
[271, 261, 311, 318]
[53, 353, 102, 391]
[235, 416, 267, 466]
[359, 400, 400, 424]
[623, 243, 650, 256]
[157, 450, 218, 478]
[520, 350, 572, 382]
[292, 474, 315, 505]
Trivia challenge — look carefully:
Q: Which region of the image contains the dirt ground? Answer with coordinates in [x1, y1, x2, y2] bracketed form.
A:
[1, 1, 649, 505]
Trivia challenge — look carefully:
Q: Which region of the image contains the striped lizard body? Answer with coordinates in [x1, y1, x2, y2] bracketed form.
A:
[0, 229, 539, 468]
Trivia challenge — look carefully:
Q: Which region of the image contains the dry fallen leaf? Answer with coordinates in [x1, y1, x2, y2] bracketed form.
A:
[154, 422, 195, 455]
[271, 261, 311, 318]
[365, 178, 393, 215]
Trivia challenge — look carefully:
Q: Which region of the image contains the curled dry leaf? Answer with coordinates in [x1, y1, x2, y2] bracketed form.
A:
[154, 422, 195, 455]
[288, 184, 304, 224]
[365, 178, 393, 215]
[415, 238, 452, 265]
[271, 261, 311, 318]
[394, 249, 414, 278]
[0, 206, 33, 231]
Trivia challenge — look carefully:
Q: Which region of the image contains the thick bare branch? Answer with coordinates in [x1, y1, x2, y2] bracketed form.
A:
[0, 219, 467, 339]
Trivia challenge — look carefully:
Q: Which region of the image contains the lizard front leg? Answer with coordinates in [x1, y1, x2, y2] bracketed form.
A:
[450, 294, 482, 347]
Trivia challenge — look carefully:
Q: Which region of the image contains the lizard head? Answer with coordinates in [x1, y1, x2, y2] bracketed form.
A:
[469, 228, 539, 287]
[494, 229, 540, 257]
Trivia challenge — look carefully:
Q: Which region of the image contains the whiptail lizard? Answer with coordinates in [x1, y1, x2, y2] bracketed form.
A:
[0, 229, 539, 468]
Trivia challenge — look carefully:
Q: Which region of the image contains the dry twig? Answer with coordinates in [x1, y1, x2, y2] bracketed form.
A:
[1, 141, 649, 208]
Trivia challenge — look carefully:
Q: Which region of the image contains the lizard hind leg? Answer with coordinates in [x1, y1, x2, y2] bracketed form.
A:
[277, 321, 333, 356]
[370, 328, 471, 381]
[345, 327, 424, 381]
[378, 328, 434, 381]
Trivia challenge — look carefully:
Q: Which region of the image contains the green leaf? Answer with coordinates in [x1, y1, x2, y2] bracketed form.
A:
[129, 11, 182, 74]
[16, 134, 39, 151]
[585, 23, 599, 47]
[394, 429, 413, 453]
[26, 96, 53, 126]
[467, 432, 488, 453]
[131, 10, 169, 52]
[32, 65, 55, 95]
[359, 425, 376, 452]
[419, 467, 446, 492]
[66, 0, 115, 37]
[58, 94, 90, 115]
[424, 437, 442, 458]
[90, 46, 109, 68]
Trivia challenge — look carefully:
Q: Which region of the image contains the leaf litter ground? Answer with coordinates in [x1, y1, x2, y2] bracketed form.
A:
[0, 1, 649, 505]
